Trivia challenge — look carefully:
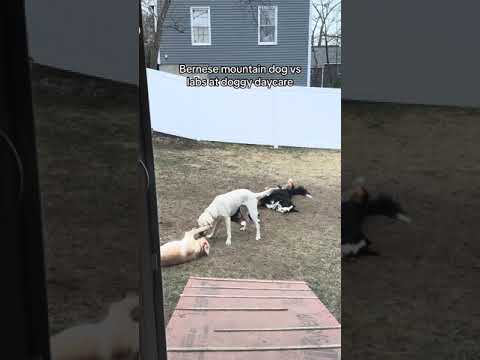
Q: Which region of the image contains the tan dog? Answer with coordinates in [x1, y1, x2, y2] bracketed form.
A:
[160, 226, 211, 267]
[50, 293, 139, 360]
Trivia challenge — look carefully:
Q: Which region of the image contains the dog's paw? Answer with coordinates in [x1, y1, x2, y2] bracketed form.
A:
[225, 239, 232, 246]
[255, 235, 261, 241]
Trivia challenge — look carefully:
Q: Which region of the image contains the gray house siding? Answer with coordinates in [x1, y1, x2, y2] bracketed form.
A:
[26, 0, 138, 84]
[159, 0, 310, 86]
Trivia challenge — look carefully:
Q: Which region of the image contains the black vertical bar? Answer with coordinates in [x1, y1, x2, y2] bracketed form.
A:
[138, 5, 168, 360]
[2, 1, 51, 359]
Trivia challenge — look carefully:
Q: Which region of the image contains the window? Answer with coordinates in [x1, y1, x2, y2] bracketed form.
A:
[190, 7, 211, 45]
[258, 6, 277, 45]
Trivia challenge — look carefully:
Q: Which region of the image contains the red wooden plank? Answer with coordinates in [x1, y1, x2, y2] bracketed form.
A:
[187, 278, 310, 289]
[166, 277, 340, 360]
[188, 285, 312, 291]
[189, 276, 307, 284]
[166, 350, 340, 360]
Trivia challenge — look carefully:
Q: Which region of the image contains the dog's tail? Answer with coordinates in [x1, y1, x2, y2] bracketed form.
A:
[255, 187, 278, 200]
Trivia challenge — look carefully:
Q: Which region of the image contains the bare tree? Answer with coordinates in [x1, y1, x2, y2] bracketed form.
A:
[311, 0, 341, 86]
[142, 0, 172, 69]
[141, 1, 155, 67]
[238, 0, 273, 24]
[313, 0, 341, 62]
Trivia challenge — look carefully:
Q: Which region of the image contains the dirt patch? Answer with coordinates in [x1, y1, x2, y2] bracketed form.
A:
[342, 101, 480, 359]
[153, 134, 341, 323]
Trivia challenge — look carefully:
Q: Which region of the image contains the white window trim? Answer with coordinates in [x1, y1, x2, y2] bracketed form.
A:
[258, 6, 278, 45]
[190, 6, 211, 46]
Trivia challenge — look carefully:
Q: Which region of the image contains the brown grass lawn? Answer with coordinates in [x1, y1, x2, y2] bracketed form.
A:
[153, 134, 341, 324]
[32, 66, 140, 334]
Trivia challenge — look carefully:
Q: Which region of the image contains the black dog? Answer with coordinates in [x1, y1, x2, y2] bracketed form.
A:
[342, 185, 411, 258]
[259, 179, 312, 213]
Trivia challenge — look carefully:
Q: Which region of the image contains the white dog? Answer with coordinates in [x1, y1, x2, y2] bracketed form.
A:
[160, 225, 211, 266]
[198, 188, 277, 246]
[50, 293, 139, 360]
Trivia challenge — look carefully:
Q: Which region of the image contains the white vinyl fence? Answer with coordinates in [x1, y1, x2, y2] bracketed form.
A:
[147, 69, 341, 149]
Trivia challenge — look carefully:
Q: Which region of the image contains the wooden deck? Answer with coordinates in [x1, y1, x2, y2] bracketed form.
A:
[165, 277, 341, 359]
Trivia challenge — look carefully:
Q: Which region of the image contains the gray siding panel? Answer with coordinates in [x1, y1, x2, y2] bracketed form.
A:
[160, 0, 310, 86]
[343, 1, 480, 107]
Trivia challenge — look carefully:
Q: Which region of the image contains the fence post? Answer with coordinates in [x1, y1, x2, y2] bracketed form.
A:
[271, 88, 278, 149]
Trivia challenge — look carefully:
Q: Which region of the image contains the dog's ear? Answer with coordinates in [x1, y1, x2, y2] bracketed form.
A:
[201, 239, 210, 256]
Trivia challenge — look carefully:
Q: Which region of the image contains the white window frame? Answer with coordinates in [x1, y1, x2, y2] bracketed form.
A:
[258, 6, 278, 45]
[190, 6, 211, 46]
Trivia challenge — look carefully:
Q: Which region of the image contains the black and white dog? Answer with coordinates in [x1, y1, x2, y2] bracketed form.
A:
[342, 182, 411, 258]
[259, 179, 312, 213]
